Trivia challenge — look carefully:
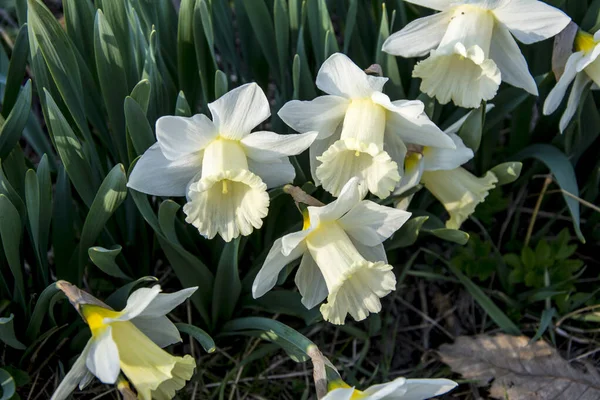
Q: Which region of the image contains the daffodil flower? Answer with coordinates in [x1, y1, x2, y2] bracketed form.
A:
[544, 30, 600, 132]
[394, 109, 497, 229]
[323, 377, 457, 400]
[382, 0, 571, 108]
[252, 178, 411, 325]
[278, 53, 453, 199]
[51, 282, 197, 400]
[128, 83, 317, 242]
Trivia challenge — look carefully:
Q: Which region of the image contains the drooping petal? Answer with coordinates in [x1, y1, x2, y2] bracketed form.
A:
[252, 238, 306, 298]
[543, 52, 584, 116]
[351, 240, 388, 264]
[241, 131, 318, 161]
[281, 230, 312, 256]
[383, 129, 408, 176]
[136, 287, 197, 319]
[422, 133, 474, 171]
[132, 316, 183, 348]
[50, 342, 92, 400]
[278, 96, 349, 139]
[247, 157, 296, 188]
[309, 133, 340, 186]
[382, 11, 452, 57]
[321, 388, 355, 400]
[208, 82, 270, 140]
[362, 376, 408, 398]
[127, 143, 202, 197]
[339, 200, 411, 246]
[559, 73, 591, 133]
[489, 23, 538, 95]
[491, 0, 571, 45]
[295, 253, 328, 309]
[308, 177, 362, 223]
[156, 114, 218, 160]
[184, 169, 269, 242]
[377, 97, 455, 148]
[316, 53, 387, 98]
[86, 326, 120, 384]
[399, 378, 458, 400]
[107, 285, 162, 323]
[393, 153, 425, 197]
[413, 43, 501, 108]
[78, 371, 94, 390]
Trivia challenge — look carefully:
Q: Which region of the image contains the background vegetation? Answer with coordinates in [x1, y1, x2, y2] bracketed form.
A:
[0, 0, 598, 398]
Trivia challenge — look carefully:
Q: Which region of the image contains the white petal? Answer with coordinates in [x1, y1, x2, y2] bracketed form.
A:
[422, 133, 474, 171]
[50, 342, 92, 400]
[248, 157, 296, 188]
[382, 11, 451, 57]
[400, 378, 458, 400]
[321, 388, 355, 400]
[363, 377, 408, 399]
[241, 131, 318, 162]
[444, 104, 495, 135]
[352, 241, 388, 264]
[309, 132, 341, 186]
[378, 97, 455, 149]
[127, 143, 201, 197]
[295, 253, 328, 309]
[383, 129, 408, 176]
[544, 52, 584, 116]
[401, 0, 450, 10]
[252, 238, 306, 298]
[559, 73, 590, 133]
[281, 229, 312, 256]
[78, 371, 94, 390]
[316, 139, 400, 199]
[278, 96, 349, 139]
[339, 200, 411, 246]
[309, 177, 362, 223]
[184, 170, 269, 242]
[136, 287, 197, 318]
[575, 43, 600, 72]
[394, 153, 424, 197]
[316, 53, 386, 98]
[413, 44, 501, 108]
[107, 285, 162, 322]
[489, 23, 538, 95]
[156, 114, 218, 160]
[492, 0, 571, 45]
[86, 327, 120, 384]
[132, 316, 182, 348]
[208, 82, 270, 140]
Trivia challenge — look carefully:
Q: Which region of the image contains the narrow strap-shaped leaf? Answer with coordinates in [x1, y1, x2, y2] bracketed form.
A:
[0, 368, 16, 400]
[125, 96, 155, 156]
[89, 245, 131, 280]
[25, 282, 60, 340]
[0, 314, 26, 350]
[52, 165, 76, 281]
[2, 24, 29, 116]
[375, 4, 404, 99]
[242, 0, 279, 75]
[0, 80, 31, 160]
[175, 91, 192, 117]
[177, 0, 199, 110]
[212, 238, 242, 328]
[63, 0, 96, 78]
[175, 322, 216, 353]
[0, 195, 25, 310]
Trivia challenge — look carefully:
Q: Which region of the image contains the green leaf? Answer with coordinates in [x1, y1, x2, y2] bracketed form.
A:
[94, 9, 129, 163]
[25, 282, 60, 341]
[130, 79, 151, 114]
[292, 54, 301, 100]
[458, 102, 485, 152]
[0, 80, 31, 160]
[241, 0, 279, 74]
[52, 165, 76, 281]
[375, 4, 404, 99]
[125, 96, 155, 156]
[44, 90, 97, 207]
[194, 0, 216, 103]
[0, 161, 25, 219]
[0, 195, 25, 309]
[386, 216, 429, 250]
[89, 245, 131, 279]
[212, 238, 241, 327]
[513, 144, 584, 242]
[307, 0, 337, 66]
[274, 0, 290, 85]
[105, 276, 159, 310]
[175, 322, 216, 353]
[175, 91, 192, 117]
[63, 0, 96, 75]
[530, 308, 556, 343]
[214, 70, 228, 100]
[78, 164, 128, 278]
[490, 161, 523, 186]
[343, 0, 358, 54]
[177, 0, 200, 110]
[427, 228, 470, 245]
[2, 24, 29, 117]
[0, 369, 16, 400]
[223, 317, 316, 356]
[0, 314, 25, 350]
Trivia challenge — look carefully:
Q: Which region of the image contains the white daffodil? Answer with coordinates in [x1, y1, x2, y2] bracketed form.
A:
[128, 83, 317, 242]
[544, 30, 600, 132]
[252, 178, 411, 325]
[278, 53, 454, 199]
[382, 0, 571, 108]
[394, 109, 497, 229]
[323, 377, 457, 400]
[51, 282, 198, 400]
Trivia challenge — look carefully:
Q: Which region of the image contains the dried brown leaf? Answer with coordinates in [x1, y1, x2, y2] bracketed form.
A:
[439, 334, 600, 400]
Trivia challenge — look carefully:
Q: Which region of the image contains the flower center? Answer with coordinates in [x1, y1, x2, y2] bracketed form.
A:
[81, 305, 121, 335]
[328, 380, 367, 399]
[201, 137, 249, 178]
[575, 31, 596, 53]
[441, 5, 494, 56]
[341, 98, 386, 148]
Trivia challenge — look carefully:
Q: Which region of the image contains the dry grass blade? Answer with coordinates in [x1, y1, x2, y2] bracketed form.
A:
[438, 334, 600, 400]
